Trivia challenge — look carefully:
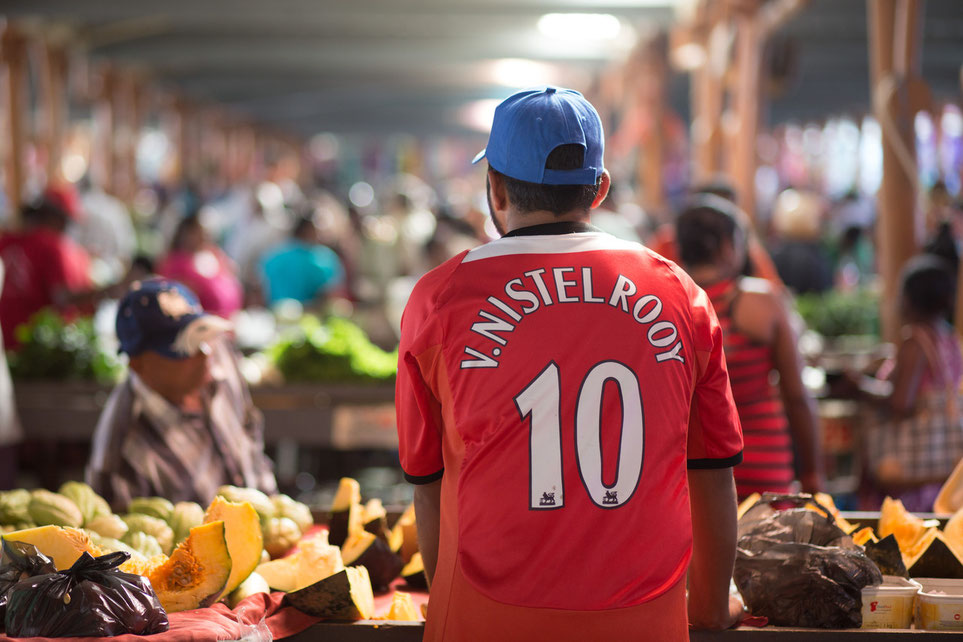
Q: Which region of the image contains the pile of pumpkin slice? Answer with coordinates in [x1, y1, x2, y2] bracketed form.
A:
[1, 479, 425, 621]
[737, 492, 963, 579]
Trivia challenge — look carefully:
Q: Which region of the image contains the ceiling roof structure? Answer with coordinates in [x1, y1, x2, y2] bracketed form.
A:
[2, 0, 961, 139]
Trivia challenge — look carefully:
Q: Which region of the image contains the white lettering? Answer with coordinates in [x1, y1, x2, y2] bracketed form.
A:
[655, 341, 685, 363]
[470, 310, 515, 346]
[608, 275, 637, 312]
[633, 295, 663, 324]
[460, 346, 500, 369]
[648, 321, 677, 348]
[553, 267, 578, 303]
[525, 269, 553, 306]
[488, 296, 522, 322]
[506, 279, 540, 314]
[582, 267, 604, 303]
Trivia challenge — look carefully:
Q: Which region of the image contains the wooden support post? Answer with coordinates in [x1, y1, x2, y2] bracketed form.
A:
[636, 34, 669, 214]
[91, 67, 117, 195]
[868, 0, 926, 342]
[691, 56, 725, 183]
[1, 27, 28, 222]
[117, 75, 145, 202]
[174, 98, 199, 186]
[729, 0, 763, 224]
[40, 43, 69, 185]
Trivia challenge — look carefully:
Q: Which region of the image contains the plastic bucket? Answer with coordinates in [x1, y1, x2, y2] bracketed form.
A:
[861, 576, 920, 629]
[916, 578, 963, 630]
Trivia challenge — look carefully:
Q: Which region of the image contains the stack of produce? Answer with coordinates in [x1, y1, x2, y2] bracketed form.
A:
[6, 310, 123, 383]
[0, 480, 422, 622]
[257, 477, 423, 620]
[856, 497, 963, 579]
[265, 315, 397, 384]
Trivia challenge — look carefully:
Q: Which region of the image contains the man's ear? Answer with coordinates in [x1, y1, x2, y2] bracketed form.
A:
[488, 168, 509, 213]
[590, 170, 611, 210]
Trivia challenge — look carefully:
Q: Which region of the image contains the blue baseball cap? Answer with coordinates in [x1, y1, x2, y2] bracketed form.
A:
[116, 278, 232, 359]
[472, 86, 604, 186]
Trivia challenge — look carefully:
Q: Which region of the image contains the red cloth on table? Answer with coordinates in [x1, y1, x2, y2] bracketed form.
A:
[0, 592, 319, 642]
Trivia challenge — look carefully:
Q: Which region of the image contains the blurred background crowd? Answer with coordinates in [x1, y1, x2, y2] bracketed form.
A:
[0, 0, 961, 512]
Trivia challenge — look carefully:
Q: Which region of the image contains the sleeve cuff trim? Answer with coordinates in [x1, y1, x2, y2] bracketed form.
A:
[404, 468, 444, 484]
[687, 451, 743, 470]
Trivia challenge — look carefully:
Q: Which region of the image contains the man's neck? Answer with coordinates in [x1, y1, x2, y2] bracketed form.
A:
[505, 210, 590, 234]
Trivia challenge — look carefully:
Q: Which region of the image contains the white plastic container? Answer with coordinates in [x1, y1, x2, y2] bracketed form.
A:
[861, 576, 920, 629]
[916, 578, 963, 630]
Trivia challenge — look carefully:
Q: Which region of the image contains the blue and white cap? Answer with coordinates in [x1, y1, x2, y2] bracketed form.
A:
[116, 278, 232, 359]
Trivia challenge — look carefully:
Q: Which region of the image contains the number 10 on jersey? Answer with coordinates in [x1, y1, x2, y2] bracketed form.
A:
[514, 361, 645, 510]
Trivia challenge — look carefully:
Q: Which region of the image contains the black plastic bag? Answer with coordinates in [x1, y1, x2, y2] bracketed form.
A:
[4, 550, 170, 637]
[0, 540, 57, 628]
[733, 493, 883, 628]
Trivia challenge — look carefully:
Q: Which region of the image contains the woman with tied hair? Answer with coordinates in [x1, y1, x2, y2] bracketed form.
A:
[676, 195, 824, 499]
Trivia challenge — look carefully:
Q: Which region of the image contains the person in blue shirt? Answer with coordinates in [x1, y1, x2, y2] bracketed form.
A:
[259, 215, 345, 307]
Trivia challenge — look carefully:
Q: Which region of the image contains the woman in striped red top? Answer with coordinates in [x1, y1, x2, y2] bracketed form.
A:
[675, 196, 824, 499]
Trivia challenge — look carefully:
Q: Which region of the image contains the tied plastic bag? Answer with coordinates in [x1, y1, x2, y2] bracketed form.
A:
[733, 493, 883, 628]
[0, 540, 57, 627]
[4, 550, 170, 637]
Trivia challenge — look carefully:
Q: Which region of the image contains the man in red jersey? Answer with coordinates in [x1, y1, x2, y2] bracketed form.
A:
[396, 87, 744, 641]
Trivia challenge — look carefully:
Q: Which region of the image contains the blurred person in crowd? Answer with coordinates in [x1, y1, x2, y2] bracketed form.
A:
[86, 278, 277, 508]
[421, 206, 481, 272]
[922, 181, 961, 279]
[769, 188, 833, 295]
[0, 257, 23, 490]
[649, 178, 783, 288]
[829, 189, 875, 291]
[259, 214, 345, 308]
[158, 214, 243, 319]
[676, 195, 823, 499]
[0, 184, 93, 349]
[223, 183, 290, 303]
[397, 87, 745, 639]
[71, 178, 138, 285]
[833, 256, 963, 512]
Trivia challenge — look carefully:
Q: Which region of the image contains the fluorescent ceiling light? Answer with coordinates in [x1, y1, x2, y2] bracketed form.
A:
[488, 58, 562, 88]
[538, 13, 622, 41]
[459, 99, 502, 133]
[551, 0, 675, 6]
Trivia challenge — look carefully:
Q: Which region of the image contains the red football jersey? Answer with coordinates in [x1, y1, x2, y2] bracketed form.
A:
[396, 225, 742, 629]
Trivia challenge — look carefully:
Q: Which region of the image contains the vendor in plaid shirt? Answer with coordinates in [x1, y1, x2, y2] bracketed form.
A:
[86, 278, 277, 509]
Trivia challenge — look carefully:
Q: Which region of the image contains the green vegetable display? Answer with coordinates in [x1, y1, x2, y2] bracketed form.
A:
[795, 289, 880, 339]
[266, 315, 397, 384]
[7, 309, 123, 383]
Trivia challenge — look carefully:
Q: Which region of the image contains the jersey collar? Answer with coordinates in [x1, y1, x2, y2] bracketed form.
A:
[503, 221, 601, 238]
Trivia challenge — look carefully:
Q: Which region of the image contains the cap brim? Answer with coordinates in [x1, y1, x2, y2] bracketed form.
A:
[471, 148, 487, 165]
[170, 315, 233, 357]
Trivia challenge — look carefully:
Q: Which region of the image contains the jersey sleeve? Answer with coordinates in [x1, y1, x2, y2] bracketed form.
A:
[684, 280, 743, 469]
[395, 280, 446, 485]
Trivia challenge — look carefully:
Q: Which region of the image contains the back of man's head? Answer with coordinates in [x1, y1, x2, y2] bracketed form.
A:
[473, 87, 605, 216]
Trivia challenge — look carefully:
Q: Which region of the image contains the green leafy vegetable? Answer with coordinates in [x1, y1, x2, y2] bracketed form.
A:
[266, 315, 397, 383]
[7, 309, 123, 383]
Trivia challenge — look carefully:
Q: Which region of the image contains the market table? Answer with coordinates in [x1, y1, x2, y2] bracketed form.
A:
[288, 622, 963, 640]
[13, 381, 398, 448]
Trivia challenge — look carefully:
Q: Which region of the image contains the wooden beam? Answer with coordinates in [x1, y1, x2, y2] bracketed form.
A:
[729, 1, 763, 223]
[91, 66, 118, 195]
[1, 26, 28, 223]
[636, 34, 669, 214]
[40, 42, 69, 185]
[868, 0, 926, 342]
